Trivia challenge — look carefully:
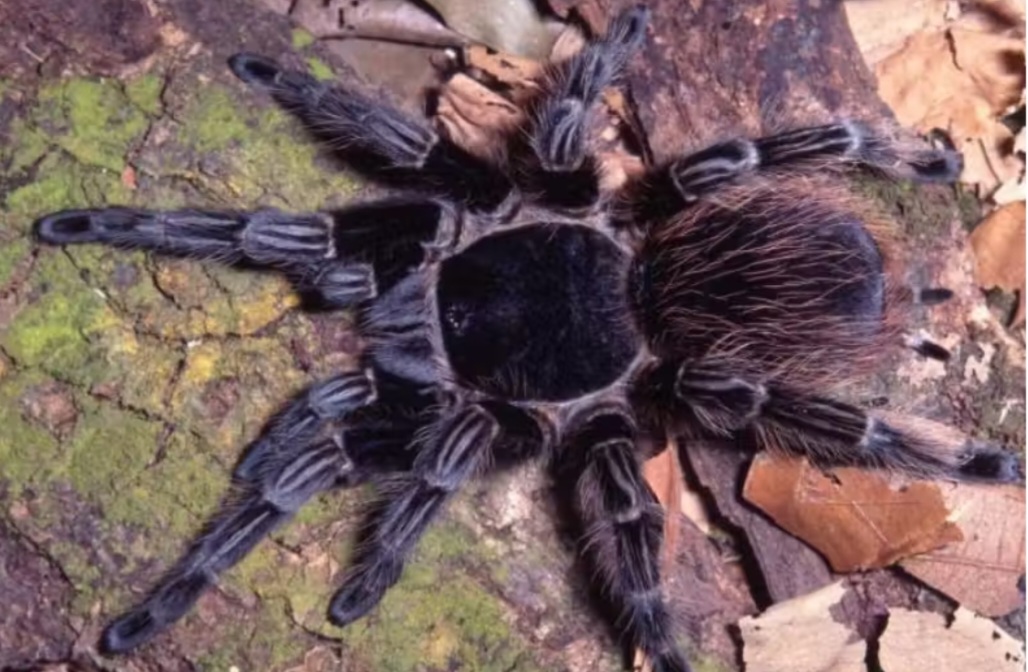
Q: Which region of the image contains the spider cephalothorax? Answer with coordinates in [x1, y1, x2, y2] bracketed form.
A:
[32, 6, 1021, 671]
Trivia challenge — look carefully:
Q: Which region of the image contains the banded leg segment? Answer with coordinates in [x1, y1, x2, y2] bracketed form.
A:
[34, 207, 333, 266]
[228, 54, 514, 212]
[636, 361, 1022, 482]
[328, 403, 500, 625]
[633, 122, 964, 220]
[100, 372, 387, 654]
[557, 407, 691, 672]
[524, 5, 649, 208]
[34, 199, 450, 308]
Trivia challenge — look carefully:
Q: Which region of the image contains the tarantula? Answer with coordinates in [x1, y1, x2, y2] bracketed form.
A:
[32, 5, 1021, 671]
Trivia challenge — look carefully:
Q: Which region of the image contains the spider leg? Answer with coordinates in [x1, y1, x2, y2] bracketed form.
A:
[228, 54, 514, 212]
[637, 361, 1023, 482]
[327, 402, 500, 626]
[524, 5, 649, 209]
[633, 122, 963, 220]
[99, 371, 400, 654]
[555, 405, 692, 672]
[34, 199, 450, 308]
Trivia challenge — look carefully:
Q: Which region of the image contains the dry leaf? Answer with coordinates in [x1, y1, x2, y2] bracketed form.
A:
[900, 481, 1026, 616]
[679, 481, 713, 537]
[879, 607, 1026, 671]
[742, 454, 963, 572]
[969, 201, 1026, 325]
[436, 73, 523, 157]
[738, 582, 866, 672]
[465, 44, 543, 85]
[642, 438, 684, 571]
[874, 17, 1025, 195]
[843, 0, 954, 66]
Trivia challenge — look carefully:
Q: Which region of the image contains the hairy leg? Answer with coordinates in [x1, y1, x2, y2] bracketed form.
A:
[228, 54, 514, 212]
[100, 371, 393, 654]
[327, 403, 500, 625]
[631, 122, 963, 221]
[636, 360, 1023, 482]
[556, 405, 691, 672]
[521, 5, 649, 209]
[34, 199, 450, 307]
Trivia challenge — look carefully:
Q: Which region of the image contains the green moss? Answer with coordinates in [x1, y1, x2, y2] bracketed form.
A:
[100, 431, 224, 539]
[1, 118, 50, 176]
[124, 73, 164, 116]
[291, 28, 316, 50]
[307, 57, 335, 81]
[4, 152, 131, 230]
[65, 398, 161, 498]
[184, 87, 253, 154]
[342, 564, 540, 672]
[178, 83, 359, 207]
[0, 371, 64, 491]
[0, 251, 112, 380]
[0, 238, 29, 287]
[36, 77, 150, 171]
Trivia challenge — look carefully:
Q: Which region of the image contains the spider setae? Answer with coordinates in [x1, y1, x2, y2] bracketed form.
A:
[33, 5, 1021, 671]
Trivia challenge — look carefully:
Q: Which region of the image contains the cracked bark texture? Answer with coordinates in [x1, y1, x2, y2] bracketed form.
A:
[0, 0, 1023, 671]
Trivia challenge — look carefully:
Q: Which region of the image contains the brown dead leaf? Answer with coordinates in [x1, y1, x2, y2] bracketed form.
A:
[969, 201, 1026, 325]
[465, 43, 543, 88]
[635, 442, 681, 672]
[642, 437, 684, 571]
[738, 581, 866, 672]
[844, 0, 954, 66]
[874, 17, 1025, 195]
[436, 73, 523, 157]
[900, 481, 1026, 616]
[742, 454, 963, 572]
[878, 607, 1026, 671]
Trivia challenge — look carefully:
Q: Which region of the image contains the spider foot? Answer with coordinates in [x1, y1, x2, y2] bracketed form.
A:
[959, 444, 1024, 483]
[228, 52, 282, 87]
[327, 559, 402, 627]
[35, 208, 133, 244]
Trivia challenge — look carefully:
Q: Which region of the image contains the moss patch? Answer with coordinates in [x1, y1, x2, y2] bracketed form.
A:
[307, 57, 335, 81]
[291, 28, 316, 50]
[36, 77, 151, 171]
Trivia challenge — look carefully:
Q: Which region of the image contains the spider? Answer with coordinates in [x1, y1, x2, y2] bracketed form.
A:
[32, 5, 1022, 671]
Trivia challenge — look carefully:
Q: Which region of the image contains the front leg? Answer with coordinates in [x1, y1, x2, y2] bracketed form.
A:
[556, 404, 692, 672]
[228, 54, 515, 213]
[34, 199, 450, 308]
[522, 5, 649, 210]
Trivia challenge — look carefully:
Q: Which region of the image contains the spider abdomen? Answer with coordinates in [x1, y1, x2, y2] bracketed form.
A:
[633, 183, 893, 384]
[438, 223, 640, 402]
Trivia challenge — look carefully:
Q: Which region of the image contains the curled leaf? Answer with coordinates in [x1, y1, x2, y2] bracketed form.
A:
[969, 201, 1026, 325]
